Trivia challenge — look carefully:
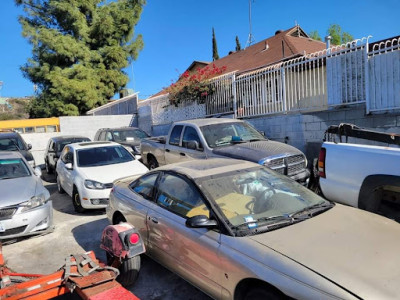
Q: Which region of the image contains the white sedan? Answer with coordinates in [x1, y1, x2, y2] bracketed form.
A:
[56, 141, 148, 212]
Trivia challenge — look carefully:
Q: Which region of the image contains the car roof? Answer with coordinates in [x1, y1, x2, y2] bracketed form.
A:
[155, 158, 259, 179]
[0, 131, 21, 138]
[98, 127, 141, 131]
[0, 151, 25, 160]
[50, 135, 90, 142]
[174, 118, 243, 127]
[68, 141, 118, 150]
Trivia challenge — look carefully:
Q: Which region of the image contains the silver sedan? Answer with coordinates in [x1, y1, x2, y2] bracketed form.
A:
[107, 158, 400, 300]
[0, 152, 52, 240]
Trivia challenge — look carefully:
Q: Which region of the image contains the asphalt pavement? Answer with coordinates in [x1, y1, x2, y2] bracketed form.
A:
[2, 171, 211, 300]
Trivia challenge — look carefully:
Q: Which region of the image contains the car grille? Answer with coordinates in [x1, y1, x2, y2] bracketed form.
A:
[0, 225, 27, 237]
[104, 183, 113, 189]
[0, 206, 18, 220]
[265, 154, 306, 176]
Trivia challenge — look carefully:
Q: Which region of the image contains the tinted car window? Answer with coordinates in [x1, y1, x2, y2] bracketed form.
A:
[182, 126, 202, 149]
[156, 174, 206, 217]
[77, 146, 133, 167]
[0, 137, 25, 151]
[57, 138, 89, 152]
[0, 158, 30, 179]
[169, 125, 183, 146]
[112, 129, 149, 142]
[130, 173, 159, 200]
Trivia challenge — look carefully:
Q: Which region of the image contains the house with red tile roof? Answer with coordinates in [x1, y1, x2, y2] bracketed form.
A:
[149, 25, 327, 99]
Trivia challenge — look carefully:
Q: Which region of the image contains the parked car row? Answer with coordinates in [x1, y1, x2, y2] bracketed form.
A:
[2, 121, 400, 299]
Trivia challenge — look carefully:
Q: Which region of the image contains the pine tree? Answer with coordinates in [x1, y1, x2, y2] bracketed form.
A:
[212, 27, 219, 61]
[15, 0, 145, 117]
[235, 36, 241, 51]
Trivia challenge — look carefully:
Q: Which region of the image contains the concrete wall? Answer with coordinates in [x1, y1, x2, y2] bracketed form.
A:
[246, 103, 400, 166]
[23, 115, 134, 167]
[150, 103, 400, 168]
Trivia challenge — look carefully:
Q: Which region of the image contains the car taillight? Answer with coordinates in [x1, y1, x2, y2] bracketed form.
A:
[129, 233, 140, 245]
[318, 147, 326, 178]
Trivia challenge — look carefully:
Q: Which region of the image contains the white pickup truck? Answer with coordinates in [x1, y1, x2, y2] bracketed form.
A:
[318, 123, 400, 213]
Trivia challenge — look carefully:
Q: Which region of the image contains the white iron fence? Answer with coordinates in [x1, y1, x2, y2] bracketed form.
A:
[142, 36, 399, 126]
[368, 37, 400, 113]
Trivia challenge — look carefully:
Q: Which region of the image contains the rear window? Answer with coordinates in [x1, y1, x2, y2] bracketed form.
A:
[77, 146, 134, 167]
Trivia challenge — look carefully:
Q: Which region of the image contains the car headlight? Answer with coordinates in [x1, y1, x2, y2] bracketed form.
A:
[84, 179, 106, 189]
[21, 194, 46, 212]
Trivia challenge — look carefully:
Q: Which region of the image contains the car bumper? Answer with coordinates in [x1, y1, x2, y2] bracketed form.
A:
[80, 188, 112, 209]
[0, 201, 53, 240]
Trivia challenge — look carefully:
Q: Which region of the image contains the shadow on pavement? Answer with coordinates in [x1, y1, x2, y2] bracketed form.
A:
[71, 219, 211, 300]
[71, 218, 109, 261]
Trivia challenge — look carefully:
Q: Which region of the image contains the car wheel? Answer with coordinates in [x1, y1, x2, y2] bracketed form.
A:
[106, 251, 141, 287]
[148, 157, 159, 170]
[56, 173, 65, 194]
[73, 190, 85, 213]
[45, 161, 53, 174]
[243, 287, 282, 300]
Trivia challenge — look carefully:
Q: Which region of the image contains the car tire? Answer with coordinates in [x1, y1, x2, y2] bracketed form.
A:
[243, 287, 282, 300]
[73, 190, 85, 213]
[106, 251, 141, 287]
[56, 173, 65, 194]
[45, 161, 53, 174]
[148, 156, 159, 170]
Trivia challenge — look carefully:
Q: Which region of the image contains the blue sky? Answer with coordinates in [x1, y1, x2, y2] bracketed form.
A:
[0, 0, 399, 99]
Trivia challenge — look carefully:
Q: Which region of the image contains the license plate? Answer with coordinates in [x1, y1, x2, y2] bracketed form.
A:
[0, 222, 5, 232]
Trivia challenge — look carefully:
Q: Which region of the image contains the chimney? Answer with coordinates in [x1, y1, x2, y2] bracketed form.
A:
[264, 41, 269, 51]
[325, 35, 332, 49]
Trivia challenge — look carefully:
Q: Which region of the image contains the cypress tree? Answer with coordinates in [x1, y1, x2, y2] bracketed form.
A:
[212, 27, 219, 61]
[235, 36, 241, 51]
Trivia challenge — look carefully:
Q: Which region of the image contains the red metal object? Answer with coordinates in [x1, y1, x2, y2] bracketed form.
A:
[0, 225, 142, 300]
[100, 223, 145, 259]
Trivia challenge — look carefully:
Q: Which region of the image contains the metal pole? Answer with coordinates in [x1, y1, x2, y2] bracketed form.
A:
[365, 36, 372, 114]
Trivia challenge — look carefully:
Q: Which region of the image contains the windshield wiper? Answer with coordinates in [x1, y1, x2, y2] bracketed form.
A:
[290, 202, 334, 218]
[233, 215, 292, 230]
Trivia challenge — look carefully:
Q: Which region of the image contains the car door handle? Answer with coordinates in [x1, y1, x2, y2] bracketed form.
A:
[166, 149, 170, 152]
[180, 153, 186, 156]
[150, 217, 158, 224]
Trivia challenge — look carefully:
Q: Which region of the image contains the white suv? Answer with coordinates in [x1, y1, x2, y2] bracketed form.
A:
[56, 141, 148, 212]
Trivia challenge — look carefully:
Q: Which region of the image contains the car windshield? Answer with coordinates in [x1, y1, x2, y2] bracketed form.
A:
[195, 166, 332, 234]
[0, 137, 25, 151]
[0, 158, 30, 179]
[57, 138, 90, 152]
[112, 129, 149, 142]
[77, 146, 134, 167]
[200, 122, 265, 148]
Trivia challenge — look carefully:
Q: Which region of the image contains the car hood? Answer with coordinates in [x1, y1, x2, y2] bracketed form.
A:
[212, 140, 303, 163]
[79, 161, 148, 183]
[248, 204, 400, 299]
[118, 141, 141, 147]
[0, 177, 38, 206]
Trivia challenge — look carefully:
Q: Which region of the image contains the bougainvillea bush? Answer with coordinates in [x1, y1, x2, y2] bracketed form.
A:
[166, 64, 227, 107]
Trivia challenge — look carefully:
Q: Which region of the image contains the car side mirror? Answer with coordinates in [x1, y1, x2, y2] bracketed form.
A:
[186, 215, 217, 229]
[27, 144, 32, 150]
[258, 130, 265, 137]
[33, 167, 42, 177]
[65, 163, 73, 170]
[187, 140, 202, 151]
